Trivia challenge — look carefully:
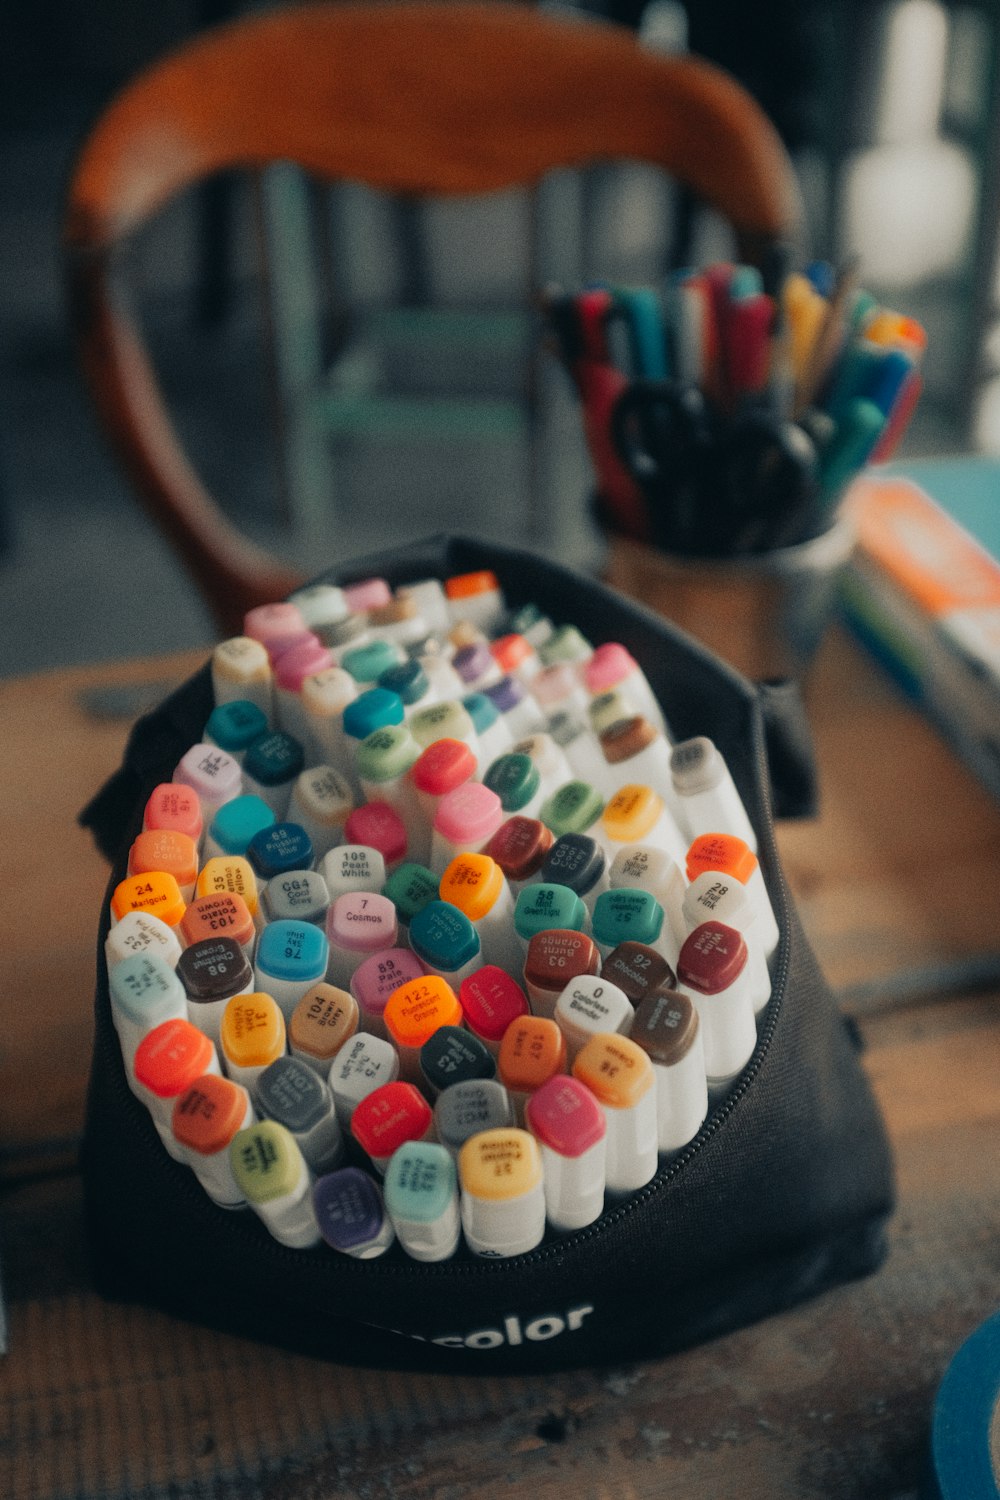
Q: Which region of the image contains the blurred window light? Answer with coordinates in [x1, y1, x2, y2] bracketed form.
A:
[875, 0, 949, 145]
[843, 138, 974, 286]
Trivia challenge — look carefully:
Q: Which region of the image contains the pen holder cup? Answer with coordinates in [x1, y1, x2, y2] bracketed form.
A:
[604, 516, 856, 682]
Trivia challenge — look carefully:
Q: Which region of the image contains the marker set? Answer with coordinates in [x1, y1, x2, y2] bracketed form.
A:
[106, 569, 779, 1261]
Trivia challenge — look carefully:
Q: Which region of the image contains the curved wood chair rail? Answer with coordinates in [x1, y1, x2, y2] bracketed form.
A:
[64, 0, 802, 636]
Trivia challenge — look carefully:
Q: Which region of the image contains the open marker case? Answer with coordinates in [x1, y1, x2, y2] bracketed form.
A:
[80, 535, 895, 1373]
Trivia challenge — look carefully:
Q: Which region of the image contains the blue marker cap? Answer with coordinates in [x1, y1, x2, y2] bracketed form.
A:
[409, 900, 480, 972]
[462, 691, 500, 736]
[341, 640, 405, 685]
[591, 888, 664, 949]
[513, 882, 588, 943]
[244, 731, 305, 787]
[208, 794, 276, 855]
[378, 659, 429, 705]
[255, 918, 329, 982]
[314, 1166, 390, 1255]
[204, 699, 268, 756]
[246, 821, 315, 881]
[342, 688, 405, 742]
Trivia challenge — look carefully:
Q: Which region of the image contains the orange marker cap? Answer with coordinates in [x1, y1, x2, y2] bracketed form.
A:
[490, 633, 532, 672]
[438, 854, 505, 922]
[220, 993, 286, 1070]
[601, 784, 664, 844]
[383, 974, 463, 1051]
[685, 833, 757, 886]
[112, 871, 186, 928]
[128, 829, 199, 891]
[180, 892, 255, 950]
[172, 1074, 250, 1155]
[196, 855, 259, 917]
[498, 1015, 566, 1094]
[444, 569, 500, 600]
[572, 1033, 654, 1110]
[133, 1018, 215, 1098]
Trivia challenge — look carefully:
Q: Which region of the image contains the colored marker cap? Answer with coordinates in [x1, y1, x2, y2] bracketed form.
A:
[439, 854, 505, 923]
[601, 941, 676, 1006]
[601, 784, 665, 844]
[572, 1033, 654, 1109]
[513, 883, 587, 944]
[356, 724, 420, 785]
[670, 736, 726, 795]
[220, 992, 287, 1069]
[462, 692, 500, 736]
[409, 900, 480, 971]
[490, 633, 533, 673]
[342, 689, 405, 741]
[524, 929, 601, 995]
[540, 833, 605, 897]
[341, 640, 405, 685]
[377, 659, 429, 706]
[433, 782, 503, 846]
[420, 1025, 496, 1093]
[383, 862, 440, 926]
[525, 1075, 606, 1157]
[196, 856, 259, 917]
[484, 815, 554, 883]
[134, 1018, 216, 1099]
[247, 821, 315, 881]
[483, 753, 540, 813]
[243, 602, 307, 652]
[531, 663, 580, 710]
[350, 947, 427, 1020]
[314, 1166, 391, 1254]
[434, 1078, 515, 1154]
[384, 1140, 458, 1223]
[343, 576, 393, 612]
[592, 889, 664, 950]
[410, 738, 477, 796]
[112, 871, 186, 928]
[444, 569, 500, 601]
[677, 921, 748, 994]
[243, 731, 305, 787]
[344, 802, 408, 866]
[538, 624, 591, 666]
[459, 965, 530, 1044]
[263, 869, 330, 925]
[177, 936, 253, 1000]
[483, 676, 526, 715]
[286, 582, 349, 629]
[204, 699, 269, 755]
[274, 638, 335, 692]
[384, 973, 463, 1050]
[230, 1120, 303, 1202]
[601, 716, 659, 765]
[327, 891, 398, 954]
[453, 643, 495, 685]
[351, 1081, 433, 1160]
[174, 744, 243, 806]
[540, 781, 605, 838]
[498, 1016, 567, 1093]
[256, 1054, 331, 1132]
[143, 783, 204, 843]
[410, 700, 475, 749]
[584, 642, 638, 695]
[180, 891, 255, 950]
[631, 989, 701, 1066]
[458, 1127, 542, 1200]
[109, 952, 186, 1029]
[290, 982, 358, 1062]
[128, 829, 198, 891]
[173, 1074, 250, 1155]
[685, 834, 758, 885]
[256, 919, 329, 981]
[208, 795, 276, 856]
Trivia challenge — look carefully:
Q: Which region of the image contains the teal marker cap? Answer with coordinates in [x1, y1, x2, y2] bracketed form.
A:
[340, 639, 405, 684]
[483, 753, 540, 813]
[462, 692, 500, 735]
[409, 900, 480, 971]
[209, 794, 277, 854]
[378, 659, 429, 705]
[204, 699, 268, 755]
[384, 1140, 457, 1224]
[356, 723, 420, 783]
[513, 882, 588, 943]
[592, 888, 664, 949]
[540, 780, 605, 837]
[383, 862, 440, 926]
[244, 731, 305, 787]
[342, 688, 405, 742]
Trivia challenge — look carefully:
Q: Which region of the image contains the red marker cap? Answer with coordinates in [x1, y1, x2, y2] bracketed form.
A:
[677, 921, 748, 995]
[350, 1081, 433, 1162]
[525, 1074, 606, 1158]
[410, 738, 477, 797]
[483, 815, 554, 883]
[459, 965, 530, 1045]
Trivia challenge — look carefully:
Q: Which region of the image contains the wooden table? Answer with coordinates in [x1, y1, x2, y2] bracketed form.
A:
[2, 630, 999, 1500]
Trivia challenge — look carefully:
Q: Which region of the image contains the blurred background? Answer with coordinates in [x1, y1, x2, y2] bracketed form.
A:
[1, 0, 996, 674]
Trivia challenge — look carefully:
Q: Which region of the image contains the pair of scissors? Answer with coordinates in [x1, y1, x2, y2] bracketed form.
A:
[610, 378, 712, 553]
[705, 407, 819, 552]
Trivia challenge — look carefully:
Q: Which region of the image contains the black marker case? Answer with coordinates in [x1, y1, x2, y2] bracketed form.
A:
[80, 535, 894, 1373]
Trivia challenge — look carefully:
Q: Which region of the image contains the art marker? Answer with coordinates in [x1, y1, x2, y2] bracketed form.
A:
[340, 638, 406, 687]
[261, 868, 331, 926]
[483, 814, 554, 891]
[202, 794, 276, 862]
[482, 676, 547, 743]
[408, 900, 482, 989]
[108, 952, 188, 1072]
[630, 989, 708, 1153]
[286, 581, 349, 634]
[458, 1127, 545, 1257]
[462, 691, 514, 771]
[410, 736, 478, 845]
[429, 782, 503, 876]
[111, 871, 186, 930]
[229, 1119, 320, 1248]
[530, 663, 591, 722]
[538, 624, 592, 669]
[246, 821, 315, 882]
[177, 935, 255, 1043]
[490, 631, 540, 684]
[598, 783, 687, 867]
[438, 853, 521, 973]
[376, 659, 432, 720]
[343, 576, 393, 614]
[539, 780, 606, 842]
[211, 636, 273, 721]
[458, 966, 530, 1056]
[325, 891, 399, 988]
[600, 940, 676, 1008]
[409, 699, 478, 759]
[366, 595, 428, 649]
[497, 1014, 567, 1123]
[382, 861, 439, 936]
[521, 927, 601, 1019]
[172, 1073, 254, 1207]
[419, 1024, 496, 1096]
[411, 648, 464, 706]
[600, 717, 677, 810]
[453, 641, 502, 693]
[554, 973, 633, 1063]
[350, 1080, 435, 1173]
[483, 752, 543, 820]
[540, 833, 609, 916]
[513, 883, 588, 951]
[105, 908, 183, 972]
[321, 612, 370, 658]
[273, 637, 335, 745]
[583, 642, 667, 734]
[449, 619, 487, 650]
[546, 713, 611, 791]
[319, 843, 386, 901]
[196, 855, 261, 927]
[507, 600, 555, 649]
[676, 921, 757, 1085]
[219, 991, 287, 1093]
[444, 569, 505, 633]
[286, 764, 354, 859]
[255, 1054, 345, 1174]
[288, 982, 358, 1074]
[608, 845, 688, 960]
[588, 688, 635, 741]
[133, 1017, 220, 1159]
[349, 946, 427, 1039]
[127, 829, 198, 903]
[590, 888, 668, 963]
[299, 667, 358, 773]
[383, 972, 464, 1088]
[681, 872, 771, 1013]
[508, 732, 574, 802]
[670, 737, 757, 852]
[384, 1140, 461, 1261]
[572, 1033, 658, 1193]
[685, 834, 779, 959]
[242, 601, 308, 658]
[525, 1074, 607, 1232]
[397, 577, 451, 637]
[143, 782, 204, 847]
[173, 743, 243, 820]
[313, 1166, 395, 1257]
[254, 918, 330, 1020]
[344, 801, 408, 872]
[328, 1031, 400, 1129]
[433, 1078, 514, 1159]
[203, 699, 268, 764]
[241, 730, 306, 819]
[180, 891, 256, 958]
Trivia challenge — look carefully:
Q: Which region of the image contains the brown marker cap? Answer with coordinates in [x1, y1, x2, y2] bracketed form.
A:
[631, 989, 700, 1067]
[177, 937, 252, 1001]
[600, 941, 676, 1006]
[289, 982, 359, 1064]
[524, 929, 600, 996]
[677, 921, 747, 995]
[172, 1073, 249, 1155]
[600, 716, 658, 765]
[484, 815, 554, 883]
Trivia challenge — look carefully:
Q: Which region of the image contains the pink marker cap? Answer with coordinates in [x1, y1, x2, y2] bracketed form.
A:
[584, 643, 637, 695]
[351, 947, 427, 1023]
[344, 577, 393, 612]
[327, 891, 399, 954]
[410, 738, 477, 797]
[344, 801, 408, 865]
[531, 664, 580, 708]
[274, 637, 335, 691]
[433, 782, 503, 845]
[526, 1074, 606, 1157]
[242, 602, 307, 653]
[143, 783, 204, 843]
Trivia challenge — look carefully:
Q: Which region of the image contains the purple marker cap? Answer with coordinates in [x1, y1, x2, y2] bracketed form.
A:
[313, 1166, 387, 1252]
[484, 675, 526, 714]
[351, 947, 427, 1026]
[453, 643, 494, 685]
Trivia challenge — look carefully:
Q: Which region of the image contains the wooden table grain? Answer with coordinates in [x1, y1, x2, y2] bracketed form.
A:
[2, 631, 999, 1500]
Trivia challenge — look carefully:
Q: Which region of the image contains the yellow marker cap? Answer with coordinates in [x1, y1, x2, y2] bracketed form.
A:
[383, 974, 462, 1050]
[438, 854, 504, 923]
[196, 855, 259, 918]
[458, 1127, 542, 1201]
[112, 870, 186, 928]
[600, 784, 664, 844]
[572, 1033, 654, 1110]
[220, 993, 286, 1070]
